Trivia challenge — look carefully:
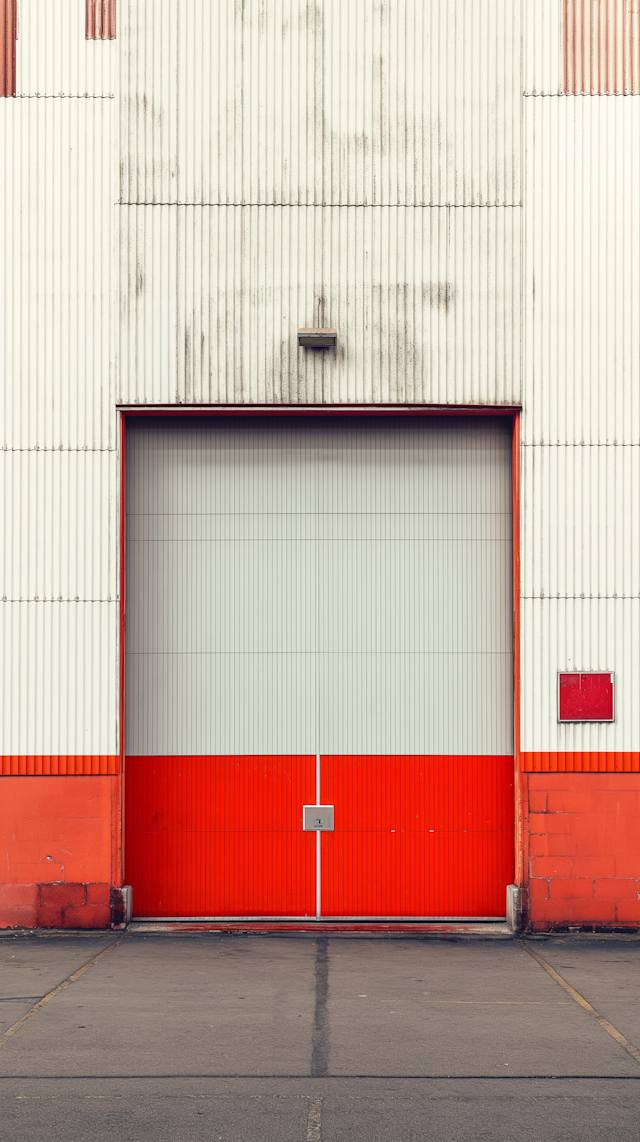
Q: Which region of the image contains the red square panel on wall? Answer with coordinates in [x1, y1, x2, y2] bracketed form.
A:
[558, 673, 614, 722]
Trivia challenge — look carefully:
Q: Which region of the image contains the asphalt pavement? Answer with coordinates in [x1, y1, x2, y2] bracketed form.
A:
[1, 930, 639, 1140]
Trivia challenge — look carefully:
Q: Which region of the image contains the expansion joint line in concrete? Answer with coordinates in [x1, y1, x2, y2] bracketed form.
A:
[518, 941, 640, 1066]
[0, 939, 123, 1048]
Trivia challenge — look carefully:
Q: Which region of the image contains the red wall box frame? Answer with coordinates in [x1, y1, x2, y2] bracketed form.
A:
[558, 672, 615, 723]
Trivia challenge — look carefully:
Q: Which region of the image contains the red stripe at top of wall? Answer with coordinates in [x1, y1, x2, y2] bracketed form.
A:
[522, 752, 640, 773]
[1, 756, 119, 776]
[0, 0, 16, 97]
[563, 0, 640, 93]
[86, 0, 116, 40]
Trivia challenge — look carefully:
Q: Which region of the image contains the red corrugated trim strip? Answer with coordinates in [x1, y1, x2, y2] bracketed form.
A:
[521, 752, 640, 773]
[86, 0, 116, 40]
[1, 756, 120, 776]
[0, 0, 16, 97]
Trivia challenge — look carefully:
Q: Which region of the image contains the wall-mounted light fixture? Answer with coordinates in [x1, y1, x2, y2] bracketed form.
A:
[298, 328, 337, 348]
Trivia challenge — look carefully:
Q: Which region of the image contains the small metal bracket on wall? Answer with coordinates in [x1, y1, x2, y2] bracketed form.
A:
[298, 329, 337, 348]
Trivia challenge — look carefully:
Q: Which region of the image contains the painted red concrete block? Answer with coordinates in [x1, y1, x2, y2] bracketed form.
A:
[546, 790, 596, 814]
[569, 815, 617, 856]
[531, 898, 615, 924]
[530, 857, 572, 878]
[528, 834, 550, 856]
[529, 878, 550, 900]
[39, 883, 86, 907]
[529, 813, 572, 835]
[593, 879, 640, 901]
[616, 900, 640, 923]
[529, 899, 577, 922]
[0, 883, 39, 928]
[0, 776, 115, 885]
[549, 878, 594, 900]
[528, 792, 547, 813]
[0, 883, 38, 908]
[546, 834, 578, 857]
[86, 883, 110, 906]
[36, 904, 64, 928]
[570, 855, 616, 879]
[63, 905, 111, 929]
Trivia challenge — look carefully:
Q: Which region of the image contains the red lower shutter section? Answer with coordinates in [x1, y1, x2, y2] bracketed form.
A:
[125, 756, 316, 918]
[322, 756, 514, 919]
[125, 755, 514, 920]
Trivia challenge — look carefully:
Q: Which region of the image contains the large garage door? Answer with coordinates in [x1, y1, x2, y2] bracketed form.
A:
[124, 416, 514, 919]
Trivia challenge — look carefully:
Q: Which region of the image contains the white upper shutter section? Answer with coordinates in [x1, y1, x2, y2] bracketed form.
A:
[125, 416, 513, 756]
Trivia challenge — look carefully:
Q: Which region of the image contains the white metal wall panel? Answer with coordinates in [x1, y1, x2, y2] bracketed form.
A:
[523, 95, 640, 445]
[119, 205, 521, 407]
[1, 99, 116, 449]
[521, 599, 640, 752]
[521, 444, 640, 601]
[0, 451, 118, 601]
[125, 417, 513, 757]
[119, 0, 521, 207]
[524, 0, 562, 94]
[0, 601, 118, 754]
[16, 0, 115, 98]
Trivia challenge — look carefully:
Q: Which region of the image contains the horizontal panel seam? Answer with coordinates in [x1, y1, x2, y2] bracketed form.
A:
[117, 202, 524, 209]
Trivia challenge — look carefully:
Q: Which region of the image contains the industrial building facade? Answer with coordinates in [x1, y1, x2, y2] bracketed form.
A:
[1, 1, 639, 931]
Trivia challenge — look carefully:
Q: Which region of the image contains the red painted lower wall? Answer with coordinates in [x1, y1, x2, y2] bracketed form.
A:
[527, 773, 640, 930]
[3, 769, 640, 932]
[0, 776, 119, 929]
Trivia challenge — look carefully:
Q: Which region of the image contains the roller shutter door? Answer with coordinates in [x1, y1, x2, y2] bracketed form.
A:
[125, 416, 514, 919]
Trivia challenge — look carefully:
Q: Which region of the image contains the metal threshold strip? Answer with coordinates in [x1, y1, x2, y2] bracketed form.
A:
[133, 916, 507, 923]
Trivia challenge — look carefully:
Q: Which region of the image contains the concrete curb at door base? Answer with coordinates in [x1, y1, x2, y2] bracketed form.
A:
[0, 923, 514, 939]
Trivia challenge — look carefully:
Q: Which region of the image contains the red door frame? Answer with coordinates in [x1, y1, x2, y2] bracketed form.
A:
[117, 405, 523, 910]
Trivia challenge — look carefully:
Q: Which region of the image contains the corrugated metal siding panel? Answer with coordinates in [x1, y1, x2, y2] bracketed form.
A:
[521, 599, 640, 753]
[1, 754, 119, 776]
[1, 0, 16, 97]
[1, 451, 118, 602]
[524, 0, 563, 95]
[521, 751, 640, 771]
[86, 0, 116, 42]
[523, 96, 640, 445]
[323, 756, 514, 918]
[562, 0, 636, 94]
[119, 0, 521, 207]
[1, 98, 115, 449]
[521, 445, 640, 600]
[126, 416, 513, 758]
[0, 602, 118, 755]
[16, 0, 115, 96]
[119, 205, 521, 407]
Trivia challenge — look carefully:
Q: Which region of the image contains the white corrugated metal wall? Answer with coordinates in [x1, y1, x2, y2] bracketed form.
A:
[523, 3, 640, 759]
[1, 0, 117, 759]
[3, 2, 638, 826]
[1, 1, 522, 766]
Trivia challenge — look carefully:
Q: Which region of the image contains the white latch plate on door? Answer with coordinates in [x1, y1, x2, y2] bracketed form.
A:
[303, 805, 334, 831]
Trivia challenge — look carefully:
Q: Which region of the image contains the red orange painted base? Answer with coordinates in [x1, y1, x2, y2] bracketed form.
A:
[527, 772, 640, 929]
[0, 882, 120, 929]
